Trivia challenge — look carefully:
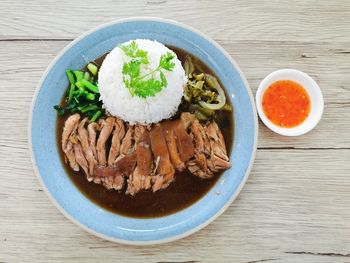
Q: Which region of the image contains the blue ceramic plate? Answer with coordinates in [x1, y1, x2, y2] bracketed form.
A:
[29, 18, 258, 245]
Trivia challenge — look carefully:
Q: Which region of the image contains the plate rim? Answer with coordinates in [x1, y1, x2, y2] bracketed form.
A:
[28, 17, 258, 245]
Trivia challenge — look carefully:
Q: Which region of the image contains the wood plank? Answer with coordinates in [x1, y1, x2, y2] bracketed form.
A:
[0, 41, 348, 148]
[0, 149, 349, 262]
[0, 0, 350, 41]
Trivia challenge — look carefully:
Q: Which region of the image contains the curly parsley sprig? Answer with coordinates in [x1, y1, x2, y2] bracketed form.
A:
[120, 41, 175, 98]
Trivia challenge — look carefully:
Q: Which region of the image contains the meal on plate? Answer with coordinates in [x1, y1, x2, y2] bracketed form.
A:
[55, 39, 234, 217]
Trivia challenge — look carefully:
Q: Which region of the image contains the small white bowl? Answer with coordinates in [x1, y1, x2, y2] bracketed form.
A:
[256, 69, 324, 136]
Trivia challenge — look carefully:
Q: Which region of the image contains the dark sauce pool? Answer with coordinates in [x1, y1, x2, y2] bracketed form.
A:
[56, 47, 234, 218]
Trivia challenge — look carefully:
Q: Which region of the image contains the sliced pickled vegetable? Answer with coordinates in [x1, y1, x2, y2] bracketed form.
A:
[198, 74, 226, 110]
[194, 73, 204, 81]
[184, 56, 194, 78]
[189, 104, 215, 117]
[183, 87, 192, 102]
[222, 103, 233, 112]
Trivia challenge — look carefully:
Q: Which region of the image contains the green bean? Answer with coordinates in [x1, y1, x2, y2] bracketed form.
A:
[87, 63, 98, 76]
[84, 71, 91, 81]
[90, 110, 102, 122]
[78, 104, 99, 113]
[66, 70, 75, 85]
[80, 79, 99, 93]
[85, 93, 95, 101]
[74, 70, 84, 82]
[67, 83, 75, 103]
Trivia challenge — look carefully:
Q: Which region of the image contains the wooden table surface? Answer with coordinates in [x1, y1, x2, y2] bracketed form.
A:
[1, 0, 349, 262]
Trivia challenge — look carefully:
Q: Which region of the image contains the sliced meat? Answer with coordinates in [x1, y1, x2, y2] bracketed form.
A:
[173, 119, 195, 162]
[93, 152, 137, 190]
[108, 118, 125, 166]
[187, 153, 213, 178]
[65, 141, 79, 171]
[150, 125, 175, 192]
[186, 120, 213, 179]
[162, 121, 185, 171]
[73, 143, 89, 176]
[206, 121, 229, 160]
[93, 152, 137, 178]
[205, 121, 231, 172]
[96, 117, 115, 165]
[87, 122, 99, 160]
[101, 176, 125, 191]
[61, 114, 80, 171]
[62, 113, 80, 150]
[134, 125, 147, 144]
[127, 131, 152, 195]
[77, 118, 97, 176]
[120, 125, 134, 155]
[181, 112, 196, 130]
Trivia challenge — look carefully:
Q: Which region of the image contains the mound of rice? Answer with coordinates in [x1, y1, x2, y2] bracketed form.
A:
[98, 39, 186, 124]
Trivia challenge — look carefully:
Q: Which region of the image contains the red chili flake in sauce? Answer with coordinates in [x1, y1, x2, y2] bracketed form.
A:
[262, 80, 311, 128]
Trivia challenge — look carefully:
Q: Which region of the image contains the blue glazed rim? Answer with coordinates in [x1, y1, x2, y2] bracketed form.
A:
[28, 17, 258, 245]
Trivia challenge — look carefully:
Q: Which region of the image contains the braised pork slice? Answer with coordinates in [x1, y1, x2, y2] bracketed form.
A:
[96, 117, 115, 165]
[120, 125, 134, 156]
[61, 111, 231, 194]
[77, 118, 97, 177]
[61, 114, 80, 171]
[65, 141, 79, 172]
[87, 122, 99, 160]
[162, 121, 185, 171]
[134, 125, 147, 144]
[108, 118, 125, 166]
[186, 119, 213, 179]
[94, 152, 137, 190]
[62, 113, 80, 150]
[73, 143, 89, 176]
[127, 131, 152, 195]
[180, 112, 196, 130]
[150, 125, 175, 192]
[174, 119, 195, 162]
[94, 152, 137, 178]
[205, 122, 231, 172]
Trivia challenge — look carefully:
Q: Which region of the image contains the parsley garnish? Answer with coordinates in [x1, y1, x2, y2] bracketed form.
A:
[120, 41, 175, 98]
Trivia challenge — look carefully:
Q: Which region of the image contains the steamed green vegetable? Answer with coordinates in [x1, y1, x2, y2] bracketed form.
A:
[87, 63, 98, 76]
[54, 62, 104, 122]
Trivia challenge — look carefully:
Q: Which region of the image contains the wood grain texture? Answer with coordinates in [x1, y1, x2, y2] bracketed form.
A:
[0, 0, 350, 262]
[0, 150, 349, 262]
[0, 0, 350, 42]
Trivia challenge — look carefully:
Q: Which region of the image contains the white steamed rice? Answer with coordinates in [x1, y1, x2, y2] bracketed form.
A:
[98, 39, 186, 124]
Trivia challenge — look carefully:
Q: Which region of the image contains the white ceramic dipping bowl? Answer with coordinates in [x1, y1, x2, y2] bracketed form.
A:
[256, 69, 324, 136]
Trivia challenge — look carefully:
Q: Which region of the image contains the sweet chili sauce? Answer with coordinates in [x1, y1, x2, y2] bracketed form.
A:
[262, 80, 311, 128]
